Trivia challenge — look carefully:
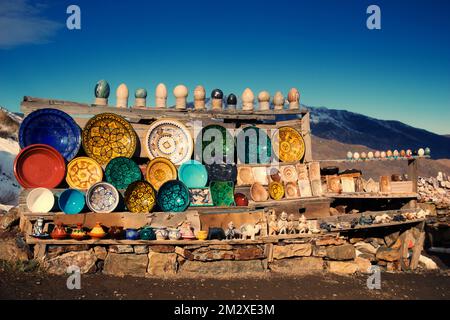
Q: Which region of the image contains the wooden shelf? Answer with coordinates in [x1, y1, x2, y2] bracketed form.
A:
[325, 192, 418, 199]
[317, 156, 429, 164]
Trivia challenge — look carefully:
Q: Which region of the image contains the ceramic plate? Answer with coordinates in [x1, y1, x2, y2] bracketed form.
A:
[66, 157, 103, 190]
[236, 126, 272, 164]
[272, 126, 305, 163]
[209, 181, 235, 206]
[86, 182, 119, 213]
[268, 181, 284, 200]
[19, 108, 81, 161]
[237, 166, 254, 186]
[189, 188, 214, 207]
[178, 160, 208, 188]
[250, 182, 269, 202]
[105, 157, 141, 190]
[58, 189, 85, 214]
[145, 119, 193, 165]
[14, 144, 66, 189]
[145, 157, 177, 191]
[26, 188, 55, 213]
[82, 113, 137, 165]
[156, 180, 190, 212]
[195, 124, 234, 164]
[124, 181, 156, 213]
[280, 165, 298, 183]
[285, 182, 300, 199]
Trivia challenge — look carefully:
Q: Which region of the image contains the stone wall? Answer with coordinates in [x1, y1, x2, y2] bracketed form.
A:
[419, 173, 450, 208]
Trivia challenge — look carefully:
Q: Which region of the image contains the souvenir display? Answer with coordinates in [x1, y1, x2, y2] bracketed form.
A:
[58, 189, 85, 214]
[189, 188, 214, 206]
[268, 181, 285, 200]
[125, 181, 156, 213]
[210, 181, 236, 206]
[82, 113, 137, 165]
[145, 157, 177, 191]
[86, 182, 120, 213]
[145, 119, 193, 165]
[205, 163, 237, 182]
[280, 165, 298, 183]
[284, 182, 300, 199]
[125, 228, 140, 240]
[237, 167, 255, 186]
[66, 157, 103, 190]
[105, 157, 141, 190]
[178, 160, 208, 188]
[70, 223, 87, 240]
[271, 126, 305, 163]
[236, 126, 272, 164]
[88, 222, 106, 239]
[51, 223, 67, 240]
[139, 227, 156, 240]
[26, 188, 55, 213]
[250, 183, 269, 202]
[14, 144, 66, 189]
[195, 124, 234, 164]
[19, 108, 81, 162]
[234, 193, 249, 206]
[252, 167, 269, 185]
[156, 180, 190, 212]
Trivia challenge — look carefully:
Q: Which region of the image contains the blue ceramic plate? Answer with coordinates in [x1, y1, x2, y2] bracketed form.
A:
[178, 160, 208, 188]
[156, 180, 190, 212]
[58, 189, 85, 214]
[19, 108, 81, 161]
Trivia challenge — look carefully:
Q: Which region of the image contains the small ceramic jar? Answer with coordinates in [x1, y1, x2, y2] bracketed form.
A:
[125, 228, 140, 240]
[154, 228, 169, 240]
[424, 147, 431, 156]
[393, 150, 399, 158]
[353, 152, 360, 160]
[367, 151, 374, 159]
[360, 152, 367, 160]
[139, 227, 156, 240]
[386, 150, 393, 158]
[374, 151, 381, 158]
[168, 228, 182, 240]
[346, 151, 353, 160]
[380, 151, 387, 159]
[400, 150, 406, 158]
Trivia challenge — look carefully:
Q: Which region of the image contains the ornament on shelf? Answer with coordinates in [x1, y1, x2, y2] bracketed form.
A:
[400, 150, 406, 157]
[353, 152, 360, 160]
[173, 84, 188, 110]
[242, 88, 254, 111]
[406, 149, 412, 157]
[418, 148, 425, 157]
[268, 211, 278, 236]
[380, 151, 387, 159]
[374, 151, 381, 158]
[424, 147, 431, 156]
[386, 150, 393, 158]
[94, 80, 110, 106]
[134, 88, 147, 108]
[287, 214, 296, 234]
[155, 83, 167, 108]
[240, 223, 262, 240]
[225, 221, 240, 240]
[367, 151, 374, 159]
[393, 150, 399, 158]
[194, 85, 206, 110]
[346, 151, 353, 160]
[258, 91, 270, 111]
[273, 91, 285, 110]
[287, 88, 300, 110]
[211, 89, 223, 111]
[277, 211, 288, 234]
[360, 152, 367, 160]
[226, 93, 237, 110]
[116, 83, 129, 108]
[297, 214, 308, 234]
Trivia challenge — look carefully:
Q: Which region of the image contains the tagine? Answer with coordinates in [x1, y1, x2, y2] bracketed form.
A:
[88, 222, 106, 239]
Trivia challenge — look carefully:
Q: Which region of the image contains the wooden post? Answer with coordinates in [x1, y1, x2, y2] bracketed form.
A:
[408, 159, 418, 208]
[301, 112, 312, 162]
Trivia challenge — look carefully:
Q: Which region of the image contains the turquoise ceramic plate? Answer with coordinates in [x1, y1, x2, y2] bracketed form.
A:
[178, 160, 208, 188]
[156, 180, 190, 212]
[209, 181, 235, 207]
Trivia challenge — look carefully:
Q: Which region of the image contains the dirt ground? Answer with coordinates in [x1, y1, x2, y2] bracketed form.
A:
[1, 268, 449, 300]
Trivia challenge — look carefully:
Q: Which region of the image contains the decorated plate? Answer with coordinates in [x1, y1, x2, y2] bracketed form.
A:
[145, 119, 193, 165]
[236, 126, 272, 164]
[105, 157, 141, 190]
[205, 164, 237, 182]
[156, 180, 190, 212]
[268, 181, 285, 200]
[82, 113, 137, 165]
[178, 160, 208, 188]
[195, 124, 234, 164]
[14, 144, 66, 189]
[66, 157, 103, 190]
[145, 157, 177, 191]
[86, 182, 119, 213]
[280, 165, 298, 183]
[124, 181, 156, 213]
[19, 108, 81, 161]
[189, 188, 214, 207]
[210, 181, 235, 207]
[272, 126, 305, 163]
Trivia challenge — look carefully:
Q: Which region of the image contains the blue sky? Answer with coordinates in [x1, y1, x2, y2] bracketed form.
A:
[0, 0, 449, 134]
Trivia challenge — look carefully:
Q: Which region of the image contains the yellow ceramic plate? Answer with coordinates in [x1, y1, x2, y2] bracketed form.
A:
[66, 157, 103, 190]
[272, 127, 305, 163]
[145, 157, 177, 191]
[268, 181, 285, 200]
[82, 113, 137, 165]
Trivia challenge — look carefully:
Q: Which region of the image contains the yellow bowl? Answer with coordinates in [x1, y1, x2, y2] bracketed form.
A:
[196, 230, 208, 240]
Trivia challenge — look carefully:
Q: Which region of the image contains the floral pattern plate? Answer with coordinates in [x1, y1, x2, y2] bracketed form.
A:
[86, 182, 119, 213]
[105, 157, 141, 190]
[272, 126, 305, 163]
[145, 157, 177, 191]
[66, 157, 103, 190]
[145, 119, 193, 165]
[82, 113, 137, 166]
[209, 181, 235, 207]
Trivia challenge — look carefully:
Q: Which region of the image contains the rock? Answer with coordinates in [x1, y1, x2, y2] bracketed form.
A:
[0, 207, 19, 230]
[175, 246, 194, 260]
[327, 261, 358, 274]
[193, 249, 234, 261]
[350, 238, 364, 244]
[149, 245, 175, 253]
[329, 207, 340, 216]
[386, 261, 401, 272]
[390, 238, 402, 250]
[180, 260, 265, 274]
[103, 253, 148, 277]
[325, 244, 355, 261]
[208, 244, 234, 250]
[43, 250, 97, 275]
[134, 245, 149, 255]
[269, 257, 324, 273]
[355, 257, 372, 273]
[273, 243, 312, 259]
[315, 237, 346, 246]
[418, 255, 438, 270]
[0, 238, 30, 262]
[47, 244, 91, 258]
[312, 245, 327, 257]
[108, 245, 134, 254]
[357, 252, 377, 262]
[93, 246, 107, 260]
[384, 231, 400, 247]
[233, 246, 265, 260]
[365, 237, 385, 247]
[376, 247, 400, 262]
[354, 242, 377, 255]
[147, 252, 177, 275]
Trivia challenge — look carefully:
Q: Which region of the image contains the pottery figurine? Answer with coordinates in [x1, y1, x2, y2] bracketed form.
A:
[360, 152, 367, 160]
[406, 149, 412, 157]
[70, 223, 86, 240]
[400, 150, 406, 157]
[225, 221, 241, 240]
[108, 226, 124, 240]
[32, 217, 46, 237]
[258, 91, 270, 111]
[277, 211, 289, 234]
[297, 214, 308, 234]
[94, 80, 110, 106]
[51, 223, 67, 240]
[380, 151, 387, 159]
[268, 211, 278, 235]
[88, 222, 106, 239]
[211, 89, 223, 110]
[226, 93, 237, 110]
[240, 223, 262, 240]
[287, 214, 296, 234]
[125, 228, 140, 240]
[180, 222, 196, 240]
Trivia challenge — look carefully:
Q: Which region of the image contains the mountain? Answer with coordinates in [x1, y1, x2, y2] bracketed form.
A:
[309, 106, 450, 159]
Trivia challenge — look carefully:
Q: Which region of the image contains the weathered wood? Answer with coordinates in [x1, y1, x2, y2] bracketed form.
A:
[300, 112, 313, 162]
[410, 231, 425, 270]
[316, 156, 430, 163]
[33, 243, 47, 261]
[53, 212, 150, 229]
[325, 192, 418, 199]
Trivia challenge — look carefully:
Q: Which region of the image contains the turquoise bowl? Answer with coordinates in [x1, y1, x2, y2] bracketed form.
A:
[58, 189, 85, 214]
[178, 160, 208, 188]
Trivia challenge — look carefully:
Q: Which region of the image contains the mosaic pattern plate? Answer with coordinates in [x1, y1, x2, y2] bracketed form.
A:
[86, 182, 119, 213]
[236, 126, 272, 164]
[145, 119, 193, 165]
[195, 124, 234, 164]
[66, 157, 103, 190]
[156, 180, 190, 212]
[105, 157, 141, 190]
[209, 181, 235, 207]
[145, 157, 177, 191]
[82, 113, 137, 166]
[124, 181, 156, 213]
[272, 126, 305, 163]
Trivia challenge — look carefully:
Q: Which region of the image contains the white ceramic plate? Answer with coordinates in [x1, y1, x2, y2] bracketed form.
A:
[26, 188, 55, 213]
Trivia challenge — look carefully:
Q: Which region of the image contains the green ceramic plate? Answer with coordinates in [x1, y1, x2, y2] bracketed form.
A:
[105, 157, 141, 190]
[156, 180, 190, 212]
[195, 124, 235, 164]
[236, 126, 272, 164]
[209, 181, 235, 207]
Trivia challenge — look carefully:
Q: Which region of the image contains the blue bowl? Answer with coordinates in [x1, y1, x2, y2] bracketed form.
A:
[178, 160, 208, 188]
[58, 189, 85, 214]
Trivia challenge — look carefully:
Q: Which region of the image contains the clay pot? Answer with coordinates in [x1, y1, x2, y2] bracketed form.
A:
[196, 230, 208, 241]
[168, 228, 182, 240]
[108, 226, 124, 239]
[234, 193, 249, 206]
[154, 228, 168, 240]
[139, 227, 156, 240]
[250, 183, 269, 202]
[70, 223, 86, 240]
[269, 167, 281, 182]
[88, 222, 106, 239]
[51, 223, 67, 240]
[125, 228, 139, 240]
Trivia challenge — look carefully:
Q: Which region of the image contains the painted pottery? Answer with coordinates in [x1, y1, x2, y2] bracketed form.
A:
[145, 119, 193, 165]
[31, 217, 48, 238]
[380, 151, 387, 159]
[237, 167, 255, 186]
[425, 147, 431, 156]
[124, 181, 156, 213]
[51, 223, 67, 240]
[285, 182, 300, 199]
[418, 148, 425, 157]
[95, 80, 110, 99]
[252, 167, 269, 185]
[88, 222, 106, 239]
[210, 181, 235, 206]
[393, 150, 399, 158]
[26, 188, 55, 213]
[145, 157, 177, 191]
[196, 230, 208, 241]
[58, 189, 85, 214]
[139, 227, 156, 240]
[268, 181, 285, 200]
[205, 163, 237, 182]
[66, 157, 103, 190]
[226, 94, 237, 110]
[14, 144, 66, 189]
[168, 228, 182, 240]
[271, 126, 305, 163]
[386, 150, 393, 158]
[280, 165, 298, 183]
[250, 183, 269, 202]
[189, 188, 214, 206]
[178, 160, 208, 188]
[125, 228, 140, 240]
[400, 150, 406, 157]
[346, 151, 353, 160]
[195, 124, 234, 164]
[108, 226, 124, 239]
[234, 193, 249, 206]
[86, 182, 119, 213]
[19, 108, 81, 161]
[269, 167, 282, 182]
[353, 152, 360, 160]
[367, 151, 374, 159]
[374, 151, 381, 158]
[236, 126, 272, 164]
[154, 227, 168, 240]
[360, 152, 367, 160]
[105, 157, 141, 190]
[406, 149, 412, 157]
[156, 180, 190, 212]
[82, 113, 137, 165]
[70, 223, 86, 240]
[180, 222, 196, 240]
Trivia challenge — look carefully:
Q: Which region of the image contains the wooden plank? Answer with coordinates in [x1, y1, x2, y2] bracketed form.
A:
[301, 112, 313, 162]
[410, 231, 425, 270]
[199, 210, 265, 231]
[53, 212, 149, 229]
[325, 192, 418, 199]
[316, 156, 430, 163]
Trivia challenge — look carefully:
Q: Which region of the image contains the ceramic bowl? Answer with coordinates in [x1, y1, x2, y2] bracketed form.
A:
[280, 165, 298, 183]
[66, 157, 103, 190]
[285, 182, 300, 199]
[268, 181, 285, 200]
[178, 160, 208, 188]
[196, 230, 208, 241]
[210, 181, 235, 206]
[86, 182, 120, 213]
[234, 193, 249, 206]
[124, 181, 156, 213]
[26, 188, 55, 213]
[269, 167, 282, 182]
[58, 189, 85, 214]
[250, 183, 269, 202]
[105, 157, 141, 190]
[145, 157, 177, 191]
[237, 167, 254, 186]
[271, 126, 305, 163]
[156, 180, 190, 212]
[252, 167, 269, 185]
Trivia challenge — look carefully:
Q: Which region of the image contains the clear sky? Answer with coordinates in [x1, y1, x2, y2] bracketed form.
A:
[0, 0, 449, 134]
